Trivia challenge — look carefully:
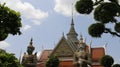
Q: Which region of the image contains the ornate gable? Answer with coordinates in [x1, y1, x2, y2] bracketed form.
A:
[51, 36, 74, 58]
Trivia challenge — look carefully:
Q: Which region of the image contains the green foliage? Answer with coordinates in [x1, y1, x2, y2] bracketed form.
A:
[75, 0, 93, 14]
[46, 55, 59, 67]
[94, 2, 118, 23]
[100, 55, 114, 67]
[75, 0, 120, 37]
[100, 55, 120, 67]
[88, 23, 105, 37]
[0, 3, 22, 41]
[115, 22, 120, 33]
[0, 49, 22, 67]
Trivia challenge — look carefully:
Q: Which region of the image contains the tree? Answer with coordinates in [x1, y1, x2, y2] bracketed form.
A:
[113, 64, 120, 67]
[100, 55, 114, 67]
[0, 49, 22, 67]
[46, 55, 59, 67]
[75, 0, 120, 37]
[0, 3, 22, 41]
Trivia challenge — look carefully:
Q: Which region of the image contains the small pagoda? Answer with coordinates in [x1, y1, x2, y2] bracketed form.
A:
[22, 38, 37, 67]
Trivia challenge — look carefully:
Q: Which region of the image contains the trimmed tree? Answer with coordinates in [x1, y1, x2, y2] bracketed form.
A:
[75, 0, 120, 37]
[46, 55, 59, 67]
[100, 55, 114, 67]
[113, 64, 120, 67]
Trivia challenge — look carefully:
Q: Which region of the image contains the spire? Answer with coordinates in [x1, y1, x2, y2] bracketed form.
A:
[30, 38, 33, 45]
[103, 43, 107, 55]
[67, 19, 78, 36]
[71, 2, 74, 25]
[62, 32, 65, 38]
[19, 49, 22, 64]
[67, 2, 78, 43]
[80, 34, 83, 43]
[61, 32, 66, 41]
[78, 34, 86, 51]
[27, 38, 35, 55]
[68, 2, 78, 36]
[89, 41, 92, 54]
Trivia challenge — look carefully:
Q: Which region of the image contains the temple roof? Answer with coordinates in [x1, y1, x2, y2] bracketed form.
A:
[38, 50, 52, 62]
[37, 18, 105, 66]
[38, 47, 105, 63]
[50, 36, 74, 57]
[66, 39, 78, 52]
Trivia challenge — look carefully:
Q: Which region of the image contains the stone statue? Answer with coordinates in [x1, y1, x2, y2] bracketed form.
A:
[22, 38, 37, 67]
[73, 50, 91, 67]
[27, 38, 35, 55]
[73, 35, 91, 67]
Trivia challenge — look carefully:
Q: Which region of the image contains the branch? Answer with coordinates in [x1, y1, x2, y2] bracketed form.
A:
[93, 0, 104, 6]
[104, 28, 120, 37]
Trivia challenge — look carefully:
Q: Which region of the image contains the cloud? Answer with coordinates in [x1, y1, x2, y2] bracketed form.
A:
[54, 0, 77, 17]
[32, 20, 42, 25]
[0, 41, 10, 49]
[23, 25, 31, 31]
[0, 0, 48, 25]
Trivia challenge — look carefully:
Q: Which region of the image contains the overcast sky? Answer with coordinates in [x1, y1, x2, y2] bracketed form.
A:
[0, 0, 120, 63]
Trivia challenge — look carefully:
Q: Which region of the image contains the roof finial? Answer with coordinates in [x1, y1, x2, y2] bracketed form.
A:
[79, 34, 84, 43]
[62, 32, 64, 36]
[19, 49, 22, 64]
[72, 2, 73, 18]
[71, 0, 74, 25]
[80, 34, 83, 40]
[30, 37, 33, 45]
[89, 40, 92, 54]
[103, 43, 107, 55]
[62, 32, 65, 38]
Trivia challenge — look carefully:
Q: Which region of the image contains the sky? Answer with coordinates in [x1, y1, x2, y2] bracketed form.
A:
[0, 0, 120, 64]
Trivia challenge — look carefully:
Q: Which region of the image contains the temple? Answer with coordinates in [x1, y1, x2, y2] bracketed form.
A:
[21, 6, 105, 66]
[36, 18, 105, 67]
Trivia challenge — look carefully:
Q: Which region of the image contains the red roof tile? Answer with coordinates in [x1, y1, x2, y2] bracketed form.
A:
[38, 50, 52, 62]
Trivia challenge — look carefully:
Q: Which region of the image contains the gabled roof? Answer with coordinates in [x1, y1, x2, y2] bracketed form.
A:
[38, 50, 52, 62]
[50, 36, 74, 57]
[66, 39, 78, 52]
